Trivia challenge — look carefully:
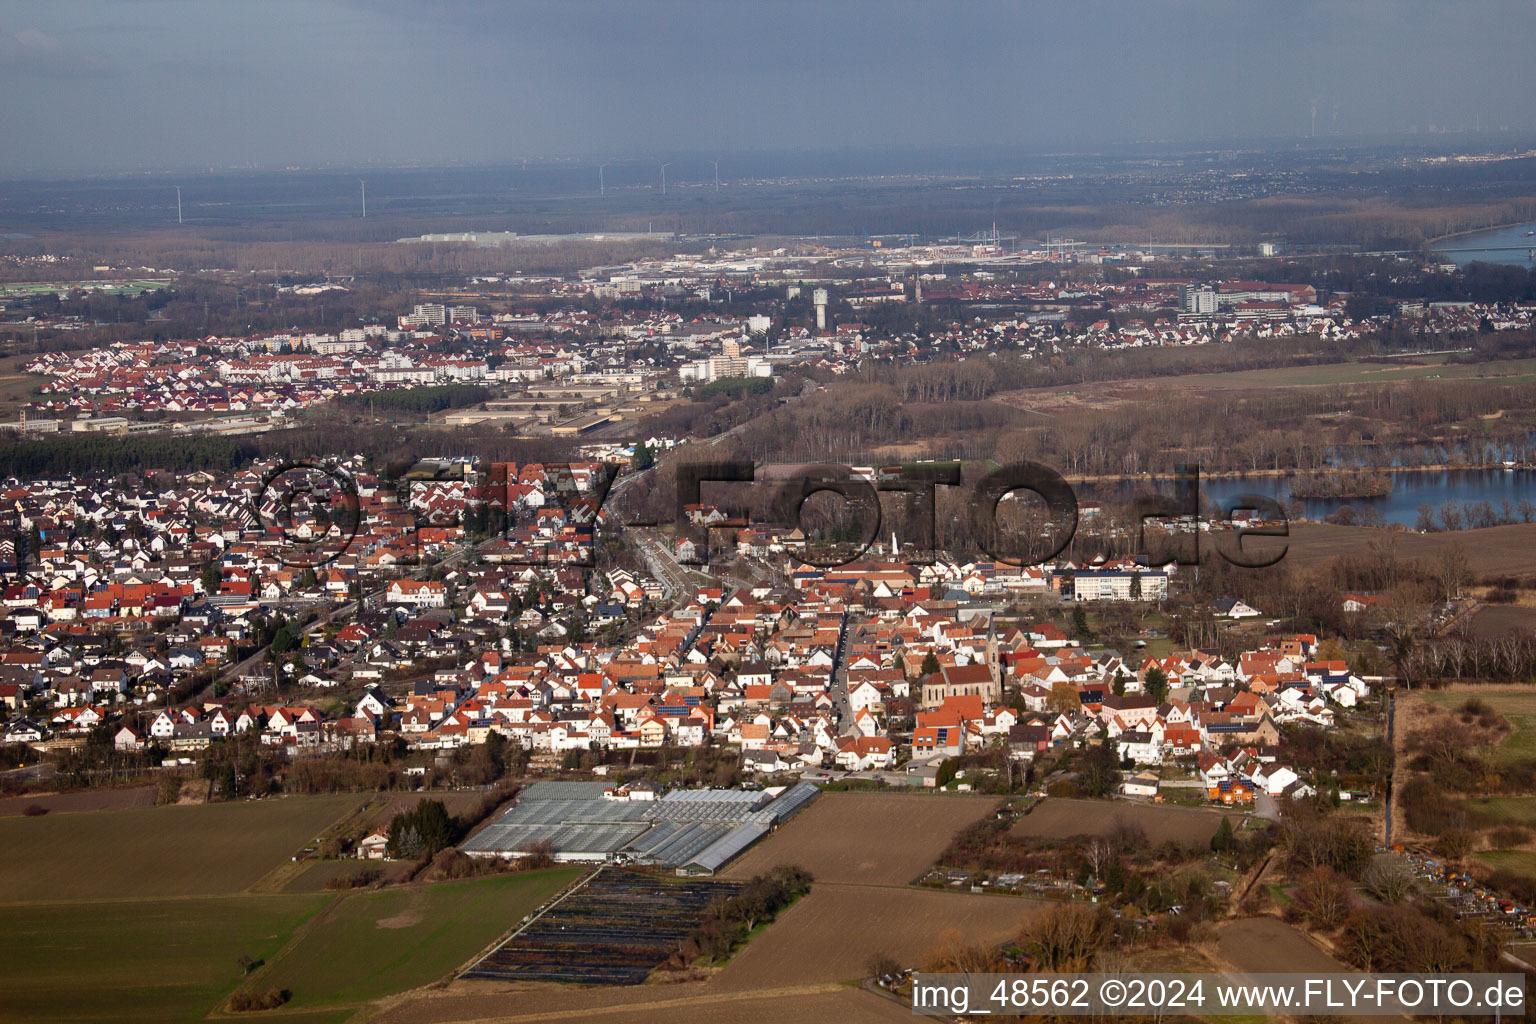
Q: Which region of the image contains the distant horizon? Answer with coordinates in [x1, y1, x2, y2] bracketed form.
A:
[5, 1, 1536, 178]
[7, 130, 1536, 184]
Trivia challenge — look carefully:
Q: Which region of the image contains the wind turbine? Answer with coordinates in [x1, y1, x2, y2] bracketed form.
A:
[359, 180, 367, 218]
[175, 186, 183, 225]
[599, 162, 609, 197]
[713, 160, 720, 192]
[659, 161, 670, 196]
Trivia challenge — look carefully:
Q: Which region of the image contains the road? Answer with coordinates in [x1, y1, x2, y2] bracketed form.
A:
[829, 609, 855, 736]
[632, 529, 691, 599]
[0, 760, 56, 784]
[799, 767, 914, 786]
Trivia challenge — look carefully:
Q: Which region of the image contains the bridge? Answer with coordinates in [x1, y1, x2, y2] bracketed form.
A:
[1431, 244, 1536, 254]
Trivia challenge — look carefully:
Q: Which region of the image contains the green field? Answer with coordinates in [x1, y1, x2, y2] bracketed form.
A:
[1475, 849, 1536, 876]
[1468, 796, 1536, 824]
[1421, 690, 1536, 764]
[0, 794, 364, 900]
[0, 795, 582, 1023]
[0, 279, 171, 299]
[248, 869, 581, 1009]
[0, 894, 333, 1024]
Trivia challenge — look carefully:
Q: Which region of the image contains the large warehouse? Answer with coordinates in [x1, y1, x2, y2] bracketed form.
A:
[461, 781, 819, 874]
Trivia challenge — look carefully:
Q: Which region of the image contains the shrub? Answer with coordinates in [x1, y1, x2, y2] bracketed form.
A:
[228, 988, 290, 1012]
[683, 864, 812, 964]
[1488, 825, 1532, 847]
[518, 839, 556, 869]
[1399, 777, 1468, 836]
[866, 951, 903, 983]
[323, 866, 382, 890]
[1281, 811, 1373, 877]
[1018, 903, 1115, 971]
[1436, 829, 1475, 861]
[1295, 867, 1354, 929]
[1361, 858, 1417, 904]
[1338, 906, 1470, 973]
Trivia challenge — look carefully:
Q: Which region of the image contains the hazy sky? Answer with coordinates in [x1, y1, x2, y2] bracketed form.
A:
[3, 0, 1535, 176]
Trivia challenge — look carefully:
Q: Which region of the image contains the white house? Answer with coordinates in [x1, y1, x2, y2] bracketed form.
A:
[356, 829, 390, 859]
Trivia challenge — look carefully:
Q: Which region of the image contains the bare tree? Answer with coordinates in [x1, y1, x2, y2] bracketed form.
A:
[1435, 541, 1471, 606]
[1296, 868, 1352, 928]
[1018, 904, 1114, 972]
[1085, 836, 1114, 880]
[1362, 857, 1418, 904]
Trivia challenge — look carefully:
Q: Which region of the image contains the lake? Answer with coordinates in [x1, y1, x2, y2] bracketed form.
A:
[1202, 468, 1536, 527]
[1079, 468, 1536, 528]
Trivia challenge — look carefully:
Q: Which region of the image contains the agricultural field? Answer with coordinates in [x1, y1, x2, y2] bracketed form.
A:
[538, 989, 915, 1024]
[1468, 604, 1536, 638]
[372, 982, 912, 1024]
[0, 785, 156, 817]
[1213, 918, 1381, 1024]
[1010, 797, 1239, 848]
[366, 883, 1032, 1024]
[721, 792, 998, 885]
[1467, 796, 1536, 825]
[1216, 916, 1349, 974]
[0, 789, 577, 1023]
[248, 868, 580, 1009]
[1420, 688, 1536, 764]
[713, 883, 1039, 992]
[1286, 522, 1536, 575]
[0, 894, 332, 1024]
[0, 793, 364, 900]
[1475, 849, 1536, 876]
[463, 869, 727, 986]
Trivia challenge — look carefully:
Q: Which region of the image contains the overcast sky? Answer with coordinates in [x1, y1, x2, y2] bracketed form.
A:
[3, 0, 1535, 177]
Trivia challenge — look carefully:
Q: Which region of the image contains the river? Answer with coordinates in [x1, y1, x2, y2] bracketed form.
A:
[1433, 221, 1536, 268]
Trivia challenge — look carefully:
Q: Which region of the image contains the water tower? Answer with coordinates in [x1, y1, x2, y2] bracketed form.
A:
[813, 288, 828, 332]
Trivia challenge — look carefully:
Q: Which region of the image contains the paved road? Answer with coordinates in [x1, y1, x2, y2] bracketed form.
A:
[0, 760, 56, 783]
[800, 767, 913, 786]
[830, 611, 855, 736]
